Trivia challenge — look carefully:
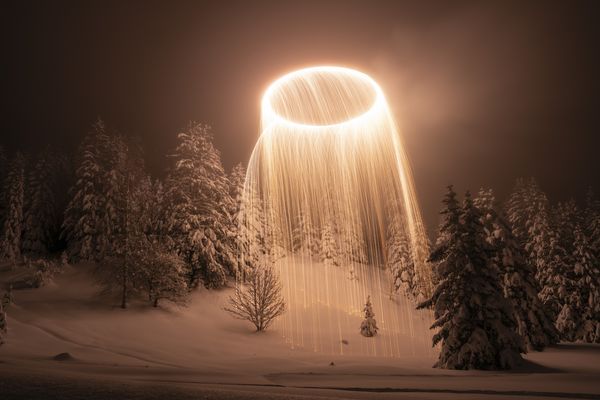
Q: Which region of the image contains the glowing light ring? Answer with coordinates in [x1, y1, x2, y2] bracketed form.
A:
[261, 66, 387, 130]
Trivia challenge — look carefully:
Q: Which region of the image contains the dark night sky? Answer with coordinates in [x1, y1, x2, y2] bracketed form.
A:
[1, 0, 599, 232]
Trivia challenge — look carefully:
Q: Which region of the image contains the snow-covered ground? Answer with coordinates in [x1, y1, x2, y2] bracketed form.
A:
[1, 263, 599, 399]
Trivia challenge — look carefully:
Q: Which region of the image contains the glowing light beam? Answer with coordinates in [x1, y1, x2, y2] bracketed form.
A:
[241, 66, 433, 357]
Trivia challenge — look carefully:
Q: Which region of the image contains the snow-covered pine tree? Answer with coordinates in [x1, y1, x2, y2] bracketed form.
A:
[321, 218, 340, 266]
[360, 295, 378, 337]
[553, 201, 600, 342]
[0, 153, 26, 265]
[236, 186, 267, 277]
[21, 147, 62, 256]
[62, 119, 109, 262]
[292, 211, 311, 254]
[386, 213, 417, 299]
[419, 187, 524, 370]
[475, 188, 558, 351]
[264, 200, 287, 263]
[506, 178, 565, 319]
[164, 123, 234, 288]
[96, 134, 128, 261]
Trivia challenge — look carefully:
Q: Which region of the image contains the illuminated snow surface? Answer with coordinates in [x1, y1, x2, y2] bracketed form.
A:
[1, 264, 600, 400]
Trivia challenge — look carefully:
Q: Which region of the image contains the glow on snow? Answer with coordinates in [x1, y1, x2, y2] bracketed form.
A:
[242, 66, 433, 357]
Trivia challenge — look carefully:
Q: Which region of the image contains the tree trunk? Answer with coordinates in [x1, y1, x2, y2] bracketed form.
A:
[153, 298, 159, 308]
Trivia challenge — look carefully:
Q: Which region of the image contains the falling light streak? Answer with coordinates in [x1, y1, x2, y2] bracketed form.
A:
[242, 66, 433, 357]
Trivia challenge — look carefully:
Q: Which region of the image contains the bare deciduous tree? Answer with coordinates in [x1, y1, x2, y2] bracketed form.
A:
[225, 263, 285, 332]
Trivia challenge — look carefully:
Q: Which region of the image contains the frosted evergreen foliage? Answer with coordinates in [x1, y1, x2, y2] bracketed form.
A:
[0, 153, 26, 264]
[554, 201, 600, 342]
[321, 219, 340, 266]
[62, 120, 109, 262]
[419, 187, 524, 370]
[505, 178, 564, 318]
[360, 295, 378, 337]
[22, 148, 62, 255]
[164, 123, 235, 288]
[475, 188, 558, 351]
[387, 213, 417, 299]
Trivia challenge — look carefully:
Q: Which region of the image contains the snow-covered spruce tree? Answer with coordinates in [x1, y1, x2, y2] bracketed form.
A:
[224, 260, 286, 332]
[360, 295, 378, 337]
[0, 153, 26, 265]
[387, 213, 417, 299]
[139, 248, 189, 307]
[21, 147, 63, 256]
[419, 187, 524, 370]
[105, 137, 153, 309]
[475, 188, 558, 351]
[292, 211, 310, 254]
[344, 221, 367, 265]
[264, 202, 287, 263]
[164, 123, 235, 288]
[553, 201, 600, 342]
[235, 186, 268, 278]
[62, 120, 109, 262]
[506, 178, 565, 319]
[321, 219, 340, 266]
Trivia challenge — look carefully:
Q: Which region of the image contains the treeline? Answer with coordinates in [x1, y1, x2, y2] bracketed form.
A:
[421, 181, 600, 370]
[0, 120, 252, 308]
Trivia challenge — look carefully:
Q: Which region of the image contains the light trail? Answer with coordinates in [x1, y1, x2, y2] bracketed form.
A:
[242, 66, 433, 357]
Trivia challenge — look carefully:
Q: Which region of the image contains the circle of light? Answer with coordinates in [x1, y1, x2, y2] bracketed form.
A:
[261, 66, 386, 130]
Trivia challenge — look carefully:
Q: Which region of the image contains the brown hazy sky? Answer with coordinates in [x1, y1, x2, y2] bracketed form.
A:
[2, 0, 599, 232]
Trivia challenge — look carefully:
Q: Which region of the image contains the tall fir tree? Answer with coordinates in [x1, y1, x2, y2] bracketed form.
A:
[164, 123, 235, 288]
[320, 218, 340, 266]
[62, 119, 109, 262]
[475, 188, 558, 351]
[0, 153, 26, 265]
[419, 188, 523, 370]
[387, 213, 417, 299]
[553, 200, 600, 342]
[505, 178, 565, 319]
[21, 147, 63, 255]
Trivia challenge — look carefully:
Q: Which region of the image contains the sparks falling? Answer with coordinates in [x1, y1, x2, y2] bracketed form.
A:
[241, 66, 433, 357]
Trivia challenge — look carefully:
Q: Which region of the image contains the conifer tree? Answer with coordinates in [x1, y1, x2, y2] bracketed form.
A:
[22, 148, 62, 255]
[506, 178, 565, 319]
[292, 211, 311, 254]
[62, 120, 109, 261]
[419, 187, 523, 370]
[0, 153, 26, 265]
[387, 213, 417, 299]
[360, 295, 378, 337]
[475, 188, 558, 351]
[164, 123, 235, 288]
[553, 201, 600, 342]
[320, 222, 339, 266]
